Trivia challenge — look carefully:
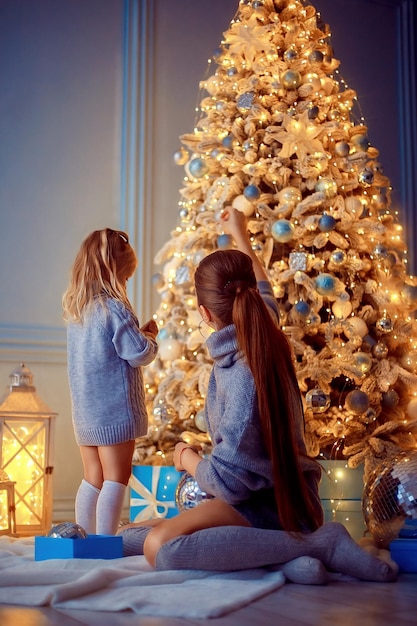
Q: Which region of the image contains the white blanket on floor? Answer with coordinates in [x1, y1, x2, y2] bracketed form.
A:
[0, 536, 285, 618]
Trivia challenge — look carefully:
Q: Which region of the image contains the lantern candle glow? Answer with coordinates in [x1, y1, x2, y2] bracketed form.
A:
[0, 364, 57, 536]
[0, 468, 17, 535]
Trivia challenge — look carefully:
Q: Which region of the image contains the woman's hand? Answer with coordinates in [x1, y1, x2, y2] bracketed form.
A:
[174, 442, 202, 472]
[220, 206, 248, 241]
[220, 207, 269, 282]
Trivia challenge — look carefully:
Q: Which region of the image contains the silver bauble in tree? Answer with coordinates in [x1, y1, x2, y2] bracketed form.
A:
[175, 473, 214, 512]
[305, 388, 331, 413]
[362, 451, 417, 547]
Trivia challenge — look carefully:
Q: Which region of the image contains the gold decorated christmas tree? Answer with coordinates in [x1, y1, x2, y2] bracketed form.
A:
[135, 0, 417, 476]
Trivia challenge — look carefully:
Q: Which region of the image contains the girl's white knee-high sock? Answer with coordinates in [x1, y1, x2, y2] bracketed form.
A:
[75, 479, 100, 534]
[96, 480, 126, 535]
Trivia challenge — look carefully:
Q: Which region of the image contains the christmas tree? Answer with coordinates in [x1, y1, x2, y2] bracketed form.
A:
[135, 0, 417, 477]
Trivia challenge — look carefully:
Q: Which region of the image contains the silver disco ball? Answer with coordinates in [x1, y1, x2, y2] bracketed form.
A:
[47, 522, 88, 539]
[175, 473, 214, 512]
[362, 451, 417, 548]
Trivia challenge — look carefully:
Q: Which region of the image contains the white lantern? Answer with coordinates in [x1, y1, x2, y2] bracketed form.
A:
[0, 364, 57, 536]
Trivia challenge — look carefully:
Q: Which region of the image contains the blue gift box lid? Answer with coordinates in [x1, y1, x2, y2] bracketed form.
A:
[390, 538, 417, 573]
[35, 534, 123, 561]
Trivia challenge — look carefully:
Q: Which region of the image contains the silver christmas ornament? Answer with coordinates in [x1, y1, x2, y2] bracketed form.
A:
[48, 522, 87, 539]
[153, 404, 176, 424]
[175, 473, 214, 512]
[345, 390, 370, 415]
[289, 251, 307, 271]
[363, 451, 417, 547]
[329, 249, 347, 266]
[358, 168, 374, 186]
[237, 92, 255, 111]
[305, 388, 331, 413]
[373, 342, 388, 359]
[376, 316, 394, 334]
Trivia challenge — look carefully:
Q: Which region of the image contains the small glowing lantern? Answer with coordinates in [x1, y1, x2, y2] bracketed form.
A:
[0, 468, 17, 536]
[0, 364, 57, 536]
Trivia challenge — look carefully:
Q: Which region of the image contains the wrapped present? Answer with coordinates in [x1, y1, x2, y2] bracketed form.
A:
[129, 465, 182, 522]
[390, 538, 417, 572]
[35, 534, 123, 560]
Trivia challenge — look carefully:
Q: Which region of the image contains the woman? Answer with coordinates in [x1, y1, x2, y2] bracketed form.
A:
[120, 211, 397, 584]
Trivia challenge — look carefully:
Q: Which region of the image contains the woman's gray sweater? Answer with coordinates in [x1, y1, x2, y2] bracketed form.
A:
[195, 281, 322, 528]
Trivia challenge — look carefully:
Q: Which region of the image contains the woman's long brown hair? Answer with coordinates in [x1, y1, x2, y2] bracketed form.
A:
[195, 249, 322, 532]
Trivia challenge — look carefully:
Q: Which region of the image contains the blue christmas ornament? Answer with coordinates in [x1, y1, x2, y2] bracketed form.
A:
[308, 105, 319, 120]
[382, 390, 400, 409]
[330, 249, 347, 266]
[318, 213, 337, 232]
[152, 272, 164, 290]
[243, 184, 260, 200]
[237, 92, 255, 110]
[271, 219, 295, 243]
[222, 134, 234, 149]
[284, 48, 298, 62]
[352, 134, 370, 151]
[308, 50, 324, 63]
[227, 67, 237, 76]
[373, 244, 388, 259]
[157, 327, 170, 341]
[334, 141, 350, 157]
[188, 158, 208, 178]
[217, 234, 232, 249]
[315, 273, 337, 296]
[281, 70, 302, 89]
[345, 390, 370, 415]
[294, 300, 311, 317]
[359, 168, 374, 186]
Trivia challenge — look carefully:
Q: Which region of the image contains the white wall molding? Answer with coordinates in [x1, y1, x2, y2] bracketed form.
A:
[120, 0, 155, 321]
[0, 324, 66, 363]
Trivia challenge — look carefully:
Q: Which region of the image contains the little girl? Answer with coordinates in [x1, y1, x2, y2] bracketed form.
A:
[62, 228, 158, 535]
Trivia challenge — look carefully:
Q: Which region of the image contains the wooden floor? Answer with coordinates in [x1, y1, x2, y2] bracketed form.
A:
[0, 572, 415, 625]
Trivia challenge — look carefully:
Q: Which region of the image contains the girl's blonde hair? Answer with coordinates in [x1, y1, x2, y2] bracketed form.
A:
[62, 228, 137, 323]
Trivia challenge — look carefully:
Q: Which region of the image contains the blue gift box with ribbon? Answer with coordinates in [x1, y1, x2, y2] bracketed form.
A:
[129, 465, 182, 522]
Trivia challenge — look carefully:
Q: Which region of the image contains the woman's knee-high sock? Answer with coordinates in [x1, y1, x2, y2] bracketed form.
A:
[155, 522, 397, 582]
[118, 526, 152, 557]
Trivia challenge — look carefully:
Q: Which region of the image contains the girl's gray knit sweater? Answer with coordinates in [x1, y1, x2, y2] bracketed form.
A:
[194, 281, 322, 529]
[67, 297, 158, 446]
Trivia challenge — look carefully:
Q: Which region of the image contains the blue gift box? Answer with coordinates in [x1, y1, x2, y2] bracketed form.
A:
[129, 465, 182, 522]
[35, 534, 123, 561]
[390, 538, 417, 573]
